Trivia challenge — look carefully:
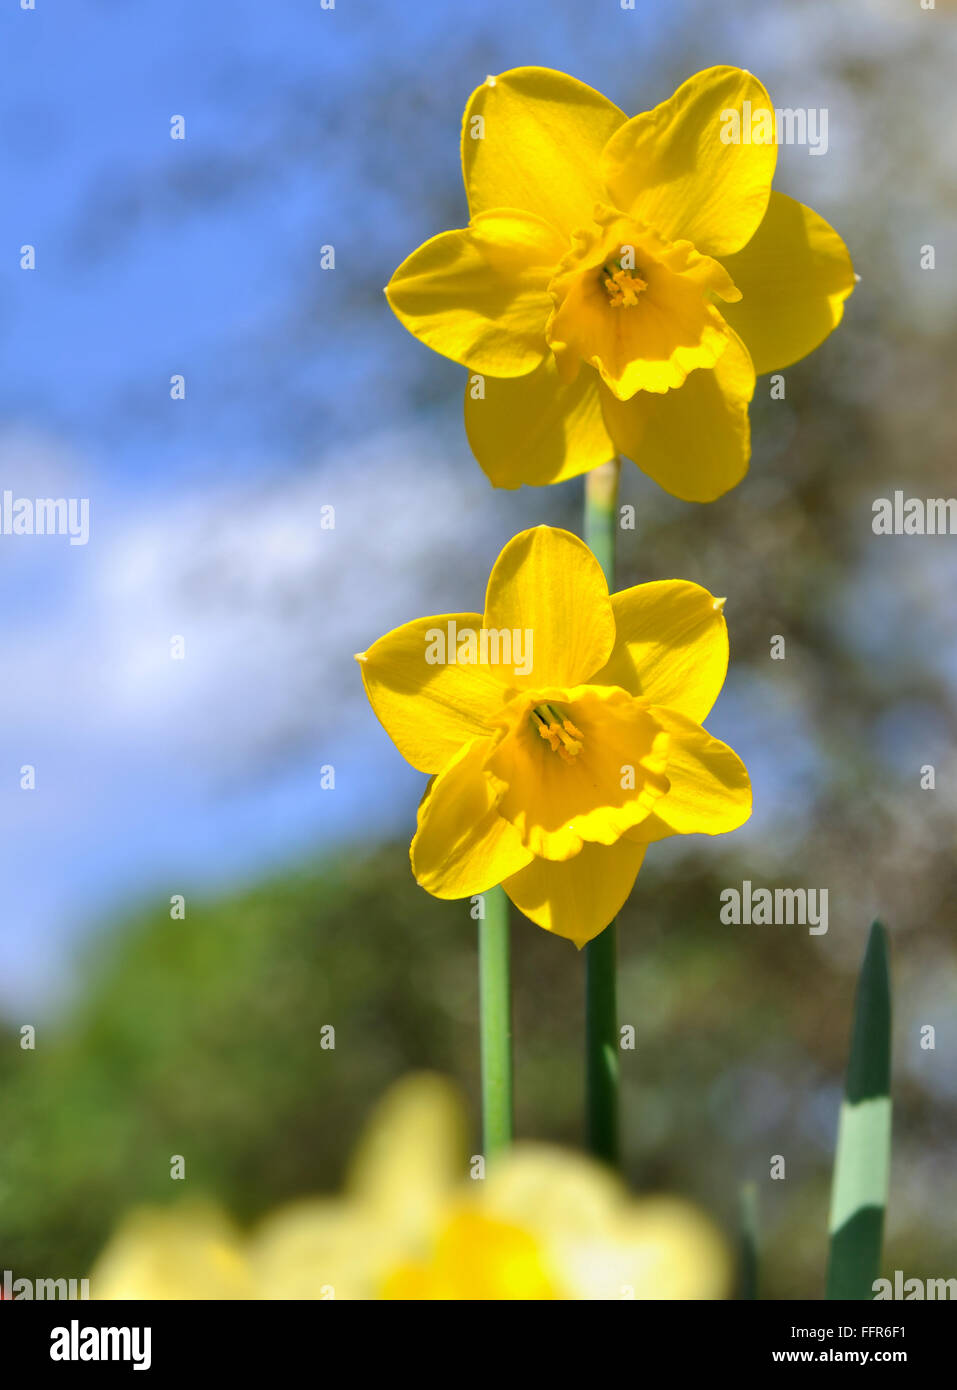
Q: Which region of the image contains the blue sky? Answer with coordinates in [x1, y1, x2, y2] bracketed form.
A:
[0, 0, 694, 1012]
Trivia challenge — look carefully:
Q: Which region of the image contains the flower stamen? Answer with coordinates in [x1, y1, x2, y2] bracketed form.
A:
[601, 264, 648, 308]
[530, 704, 585, 763]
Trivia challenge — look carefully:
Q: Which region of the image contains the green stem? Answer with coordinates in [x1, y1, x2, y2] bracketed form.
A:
[738, 1181, 759, 1299]
[585, 923, 619, 1163]
[479, 884, 513, 1159]
[584, 458, 620, 581]
[584, 459, 621, 1166]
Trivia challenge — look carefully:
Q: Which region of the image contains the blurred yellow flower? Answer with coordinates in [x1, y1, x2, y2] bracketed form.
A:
[357, 525, 750, 946]
[386, 65, 855, 500]
[90, 1075, 731, 1300]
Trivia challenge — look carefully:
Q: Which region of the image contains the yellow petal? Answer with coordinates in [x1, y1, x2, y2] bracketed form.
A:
[465, 356, 614, 488]
[385, 211, 565, 377]
[503, 837, 647, 947]
[593, 581, 729, 723]
[357, 613, 506, 774]
[718, 192, 855, 375]
[601, 328, 755, 501]
[411, 736, 534, 896]
[546, 211, 739, 399]
[483, 526, 616, 687]
[481, 1151, 731, 1299]
[628, 706, 751, 840]
[462, 66, 625, 239]
[90, 1204, 255, 1300]
[346, 1074, 467, 1239]
[600, 66, 777, 258]
[252, 1199, 394, 1300]
[485, 685, 670, 860]
[604, 1198, 732, 1300]
[480, 1145, 622, 1235]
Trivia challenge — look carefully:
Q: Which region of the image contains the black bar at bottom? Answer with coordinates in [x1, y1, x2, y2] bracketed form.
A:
[0, 1296, 949, 1374]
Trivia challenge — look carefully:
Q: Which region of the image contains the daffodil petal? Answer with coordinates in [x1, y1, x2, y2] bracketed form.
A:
[461, 66, 625, 238]
[578, 1197, 733, 1300]
[90, 1205, 255, 1300]
[358, 613, 506, 774]
[628, 706, 751, 839]
[411, 737, 534, 897]
[593, 581, 729, 723]
[601, 329, 755, 502]
[718, 192, 856, 375]
[465, 357, 614, 488]
[483, 526, 616, 687]
[503, 838, 647, 948]
[346, 1074, 467, 1234]
[600, 66, 777, 258]
[251, 1200, 394, 1301]
[386, 211, 565, 376]
[479, 1146, 622, 1233]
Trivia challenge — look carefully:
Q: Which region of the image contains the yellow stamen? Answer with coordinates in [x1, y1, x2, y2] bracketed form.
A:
[601, 266, 648, 308]
[531, 705, 584, 763]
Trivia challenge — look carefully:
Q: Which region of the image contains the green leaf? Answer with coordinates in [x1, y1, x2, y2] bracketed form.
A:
[825, 921, 892, 1300]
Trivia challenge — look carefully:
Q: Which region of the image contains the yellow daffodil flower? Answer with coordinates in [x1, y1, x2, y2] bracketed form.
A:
[386, 65, 855, 500]
[356, 525, 751, 946]
[89, 1075, 731, 1300]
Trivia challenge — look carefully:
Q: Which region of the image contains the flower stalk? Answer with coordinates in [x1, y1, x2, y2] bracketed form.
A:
[584, 458, 621, 1166]
[478, 884, 513, 1158]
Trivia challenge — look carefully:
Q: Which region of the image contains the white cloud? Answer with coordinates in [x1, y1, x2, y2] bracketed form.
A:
[0, 424, 506, 1010]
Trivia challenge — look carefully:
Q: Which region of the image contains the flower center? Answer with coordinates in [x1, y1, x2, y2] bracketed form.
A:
[530, 704, 584, 763]
[600, 263, 648, 309]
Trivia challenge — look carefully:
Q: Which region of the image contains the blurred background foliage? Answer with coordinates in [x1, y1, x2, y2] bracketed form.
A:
[1, 845, 953, 1298]
[2, 0, 956, 1299]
